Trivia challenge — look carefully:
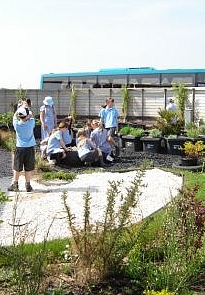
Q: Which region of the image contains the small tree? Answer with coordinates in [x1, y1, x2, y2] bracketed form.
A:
[69, 87, 77, 122]
[173, 83, 189, 128]
[121, 86, 130, 123]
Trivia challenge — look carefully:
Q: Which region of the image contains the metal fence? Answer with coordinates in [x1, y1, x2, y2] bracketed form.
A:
[0, 87, 205, 122]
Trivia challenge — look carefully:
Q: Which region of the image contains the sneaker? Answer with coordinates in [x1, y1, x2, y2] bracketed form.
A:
[8, 183, 19, 192]
[26, 184, 33, 192]
[106, 155, 114, 162]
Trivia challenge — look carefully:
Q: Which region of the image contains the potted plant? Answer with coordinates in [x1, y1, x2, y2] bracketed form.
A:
[140, 128, 162, 153]
[120, 126, 145, 152]
[179, 140, 205, 166]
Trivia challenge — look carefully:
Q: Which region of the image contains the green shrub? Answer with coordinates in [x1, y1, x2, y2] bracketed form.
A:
[149, 128, 161, 138]
[129, 127, 145, 137]
[143, 290, 175, 295]
[199, 124, 205, 135]
[119, 125, 131, 135]
[42, 170, 76, 181]
[62, 168, 146, 285]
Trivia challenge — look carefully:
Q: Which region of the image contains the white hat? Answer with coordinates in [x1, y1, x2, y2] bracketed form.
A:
[17, 106, 29, 118]
[43, 96, 53, 106]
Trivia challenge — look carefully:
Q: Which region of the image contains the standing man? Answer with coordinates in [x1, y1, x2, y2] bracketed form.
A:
[166, 98, 177, 111]
[8, 106, 36, 192]
[166, 98, 178, 124]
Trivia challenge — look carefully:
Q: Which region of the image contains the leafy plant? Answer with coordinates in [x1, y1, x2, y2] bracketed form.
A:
[0, 129, 15, 151]
[62, 168, 145, 285]
[121, 85, 130, 123]
[42, 170, 76, 181]
[129, 127, 145, 137]
[69, 87, 77, 122]
[119, 126, 145, 137]
[186, 127, 200, 138]
[119, 125, 131, 135]
[173, 83, 189, 126]
[155, 109, 182, 136]
[199, 124, 205, 135]
[179, 140, 205, 159]
[143, 290, 175, 295]
[185, 122, 200, 138]
[149, 128, 162, 138]
[0, 111, 14, 129]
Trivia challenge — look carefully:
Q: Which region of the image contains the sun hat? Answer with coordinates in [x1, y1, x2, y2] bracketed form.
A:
[43, 96, 53, 106]
[17, 106, 29, 118]
[59, 122, 67, 128]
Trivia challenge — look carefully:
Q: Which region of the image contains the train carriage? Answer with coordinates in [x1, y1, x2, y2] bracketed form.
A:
[40, 67, 205, 90]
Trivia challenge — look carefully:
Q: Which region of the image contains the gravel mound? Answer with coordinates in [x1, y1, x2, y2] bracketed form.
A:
[0, 168, 182, 246]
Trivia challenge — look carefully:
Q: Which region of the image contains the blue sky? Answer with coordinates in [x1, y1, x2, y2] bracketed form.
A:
[0, 0, 205, 89]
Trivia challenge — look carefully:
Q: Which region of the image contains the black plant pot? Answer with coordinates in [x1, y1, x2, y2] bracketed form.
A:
[166, 137, 189, 156]
[121, 135, 143, 152]
[141, 137, 162, 153]
[180, 157, 198, 166]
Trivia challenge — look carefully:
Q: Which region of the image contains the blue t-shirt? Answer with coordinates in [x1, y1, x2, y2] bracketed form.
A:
[62, 129, 72, 145]
[13, 116, 36, 147]
[47, 130, 63, 155]
[99, 107, 119, 128]
[90, 128, 112, 154]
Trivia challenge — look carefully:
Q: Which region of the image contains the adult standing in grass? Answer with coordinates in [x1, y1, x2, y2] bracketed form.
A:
[40, 96, 57, 140]
[8, 106, 36, 192]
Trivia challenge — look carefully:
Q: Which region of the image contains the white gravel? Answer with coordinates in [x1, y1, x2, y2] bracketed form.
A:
[0, 168, 183, 246]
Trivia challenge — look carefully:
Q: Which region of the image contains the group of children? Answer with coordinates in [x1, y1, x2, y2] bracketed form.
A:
[8, 95, 119, 192]
[40, 117, 118, 168]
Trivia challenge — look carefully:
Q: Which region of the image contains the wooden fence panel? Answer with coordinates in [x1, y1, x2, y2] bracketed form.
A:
[0, 87, 205, 122]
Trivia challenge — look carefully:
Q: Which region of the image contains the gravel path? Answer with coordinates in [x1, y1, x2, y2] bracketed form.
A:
[0, 146, 183, 246]
[0, 148, 13, 177]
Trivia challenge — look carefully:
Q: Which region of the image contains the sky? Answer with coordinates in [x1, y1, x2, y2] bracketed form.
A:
[0, 0, 205, 89]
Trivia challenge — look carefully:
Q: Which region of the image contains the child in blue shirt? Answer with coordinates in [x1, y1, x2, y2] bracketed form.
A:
[8, 106, 36, 192]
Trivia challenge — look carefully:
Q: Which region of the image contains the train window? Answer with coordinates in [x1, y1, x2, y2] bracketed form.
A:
[129, 74, 160, 85]
[102, 83, 112, 88]
[93, 83, 101, 88]
[161, 73, 194, 86]
[43, 82, 62, 90]
[196, 73, 205, 86]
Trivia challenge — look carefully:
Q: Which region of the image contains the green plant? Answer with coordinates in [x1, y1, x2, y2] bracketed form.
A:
[129, 127, 145, 137]
[119, 126, 145, 137]
[149, 128, 162, 138]
[0, 111, 14, 129]
[186, 127, 200, 138]
[199, 124, 205, 135]
[69, 87, 77, 122]
[15, 85, 27, 101]
[179, 140, 205, 159]
[119, 125, 131, 135]
[0, 129, 15, 151]
[173, 83, 189, 127]
[42, 170, 76, 181]
[185, 122, 200, 138]
[62, 169, 145, 285]
[35, 152, 52, 172]
[143, 290, 175, 295]
[155, 109, 182, 136]
[121, 85, 130, 123]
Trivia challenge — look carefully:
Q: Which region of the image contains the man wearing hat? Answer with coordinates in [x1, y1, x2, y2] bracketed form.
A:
[40, 96, 57, 140]
[8, 106, 36, 192]
[166, 98, 177, 112]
